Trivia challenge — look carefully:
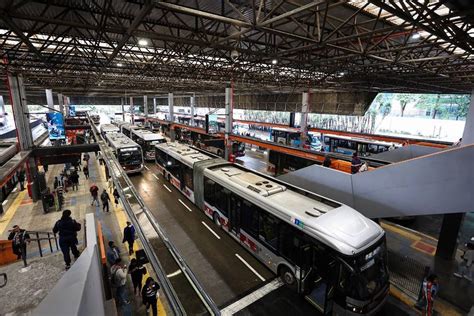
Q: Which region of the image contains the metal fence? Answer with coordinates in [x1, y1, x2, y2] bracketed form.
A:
[387, 250, 430, 300]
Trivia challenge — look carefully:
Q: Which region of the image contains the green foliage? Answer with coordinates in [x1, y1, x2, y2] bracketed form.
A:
[395, 93, 420, 117]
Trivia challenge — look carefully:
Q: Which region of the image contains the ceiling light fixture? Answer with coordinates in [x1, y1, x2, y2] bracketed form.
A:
[138, 39, 148, 46]
[117, 63, 123, 67]
[271, 59, 278, 65]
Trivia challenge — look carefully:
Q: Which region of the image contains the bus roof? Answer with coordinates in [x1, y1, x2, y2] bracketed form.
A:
[324, 133, 396, 147]
[106, 132, 140, 150]
[132, 129, 165, 141]
[205, 163, 384, 256]
[100, 124, 119, 133]
[155, 142, 212, 167]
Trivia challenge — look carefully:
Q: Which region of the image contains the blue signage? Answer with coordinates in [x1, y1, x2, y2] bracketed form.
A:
[46, 112, 66, 140]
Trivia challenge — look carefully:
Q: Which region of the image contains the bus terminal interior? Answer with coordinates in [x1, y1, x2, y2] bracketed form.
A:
[0, 1, 473, 316]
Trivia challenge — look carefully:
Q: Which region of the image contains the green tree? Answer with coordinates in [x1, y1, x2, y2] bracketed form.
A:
[450, 95, 470, 120]
[395, 93, 420, 117]
[416, 94, 441, 119]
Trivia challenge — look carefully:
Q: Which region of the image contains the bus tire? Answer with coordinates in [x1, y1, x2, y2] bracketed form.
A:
[213, 212, 221, 228]
[279, 266, 296, 290]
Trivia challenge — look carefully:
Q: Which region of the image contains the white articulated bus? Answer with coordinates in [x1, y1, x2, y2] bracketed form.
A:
[131, 129, 166, 161]
[100, 124, 119, 138]
[106, 132, 143, 174]
[120, 123, 142, 139]
[155, 142, 389, 315]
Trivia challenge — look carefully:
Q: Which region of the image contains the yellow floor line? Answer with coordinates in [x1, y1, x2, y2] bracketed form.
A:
[381, 221, 422, 242]
[0, 191, 27, 235]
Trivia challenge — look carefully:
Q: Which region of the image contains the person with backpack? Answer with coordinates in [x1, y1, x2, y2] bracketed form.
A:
[52, 210, 81, 270]
[122, 221, 136, 255]
[129, 258, 147, 295]
[83, 164, 89, 179]
[113, 188, 120, 206]
[142, 277, 160, 316]
[106, 241, 121, 266]
[90, 184, 99, 206]
[70, 171, 79, 191]
[8, 225, 31, 267]
[110, 258, 130, 306]
[101, 189, 110, 212]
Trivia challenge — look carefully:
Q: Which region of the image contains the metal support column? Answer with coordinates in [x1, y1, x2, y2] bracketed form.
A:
[190, 94, 195, 126]
[144, 95, 148, 117]
[0, 96, 6, 127]
[461, 88, 474, 145]
[46, 89, 54, 113]
[130, 96, 135, 125]
[169, 92, 175, 142]
[58, 93, 64, 115]
[64, 96, 70, 117]
[8, 74, 39, 200]
[121, 98, 125, 121]
[224, 85, 233, 161]
[300, 91, 310, 148]
[436, 213, 465, 259]
[153, 97, 157, 115]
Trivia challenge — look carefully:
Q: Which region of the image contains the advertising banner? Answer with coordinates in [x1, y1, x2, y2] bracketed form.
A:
[46, 112, 66, 140]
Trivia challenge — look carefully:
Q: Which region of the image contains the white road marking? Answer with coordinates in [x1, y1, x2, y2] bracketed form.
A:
[152, 174, 159, 181]
[166, 270, 183, 278]
[220, 278, 282, 315]
[201, 221, 221, 240]
[12, 188, 17, 193]
[163, 184, 172, 192]
[2, 199, 8, 206]
[178, 199, 192, 212]
[235, 253, 266, 282]
[144, 165, 149, 170]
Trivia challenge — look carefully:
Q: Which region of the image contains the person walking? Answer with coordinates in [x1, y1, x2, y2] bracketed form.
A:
[122, 221, 136, 255]
[422, 274, 439, 316]
[52, 210, 81, 270]
[7, 225, 30, 266]
[18, 170, 26, 191]
[70, 171, 79, 191]
[113, 188, 120, 207]
[111, 258, 130, 306]
[454, 238, 474, 282]
[351, 152, 362, 174]
[83, 152, 90, 164]
[129, 258, 146, 295]
[90, 183, 100, 206]
[142, 277, 160, 316]
[54, 176, 60, 190]
[97, 151, 104, 165]
[83, 164, 89, 179]
[106, 241, 121, 266]
[101, 189, 110, 212]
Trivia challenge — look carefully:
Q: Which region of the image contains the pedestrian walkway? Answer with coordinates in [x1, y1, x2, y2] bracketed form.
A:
[0, 154, 168, 315]
[383, 220, 473, 315]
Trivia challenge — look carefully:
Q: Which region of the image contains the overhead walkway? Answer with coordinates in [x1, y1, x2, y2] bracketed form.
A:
[279, 144, 474, 219]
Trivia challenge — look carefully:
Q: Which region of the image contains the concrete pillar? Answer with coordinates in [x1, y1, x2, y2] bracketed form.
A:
[168, 93, 175, 141]
[121, 98, 125, 121]
[8, 74, 34, 150]
[144, 95, 148, 117]
[461, 88, 474, 145]
[46, 89, 54, 113]
[130, 96, 135, 125]
[300, 91, 309, 148]
[58, 93, 64, 115]
[0, 96, 6, 127]
[65, 96, 70, 117]
[224, 85, 233, 160]
[153, 97, 157, 115]
[190, 94, 195, 126]
[436, 213, 465, 259]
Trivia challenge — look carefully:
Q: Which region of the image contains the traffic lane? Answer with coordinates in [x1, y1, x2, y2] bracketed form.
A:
[132, 164, 274, 307]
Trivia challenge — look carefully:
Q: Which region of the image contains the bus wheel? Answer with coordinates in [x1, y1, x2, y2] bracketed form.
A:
[279, 266, 296, 290]
[213, 212, 221, 228]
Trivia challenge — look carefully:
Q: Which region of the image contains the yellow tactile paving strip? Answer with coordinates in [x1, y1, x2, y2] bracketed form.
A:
[0, 191, 27, 235]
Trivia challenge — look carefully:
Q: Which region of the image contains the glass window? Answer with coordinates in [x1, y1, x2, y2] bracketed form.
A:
[279, 224, 303, 264]
[259, 211, 280, 250]
[183, 166, 193, 190]
[241, 200, 259, 237]
[214, 184, 230, 216]
[204, 177, 215, 205]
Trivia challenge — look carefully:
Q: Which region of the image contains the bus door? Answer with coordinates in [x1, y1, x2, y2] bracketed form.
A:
[228, 194, 241, 236]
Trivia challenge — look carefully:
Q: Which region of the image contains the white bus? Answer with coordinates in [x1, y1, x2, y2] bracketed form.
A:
[131, 129, 166, 161]
[155, 142, 389, 315]
[120, 123, 142, 139]
[100, 124, 119, 138]
[106, 132, 143, 174]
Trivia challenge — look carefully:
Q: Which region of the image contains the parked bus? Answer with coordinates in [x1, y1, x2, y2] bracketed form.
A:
[131, 129, 166, 161]
[322, 134, 398, 156]
[120, 123, 143, 139]
[196, 138, 245, 158]
[105, 132, 143, 174]
[270, 127, 302, 147]
[155, 142, 389, 314]
[100, 124, 119, 138]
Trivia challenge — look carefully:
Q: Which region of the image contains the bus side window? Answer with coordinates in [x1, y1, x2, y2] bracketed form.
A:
[183, 166, 193, 190]
[279, 224, 301, 264]
[258, 212, 280, 250]
[214, 182, 230, 217]
[241, 200, 259, 238]
[204, 178, 215, 205]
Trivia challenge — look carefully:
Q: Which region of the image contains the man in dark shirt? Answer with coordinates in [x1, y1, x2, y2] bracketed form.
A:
[351, 152, 362, 174]
[8, 225, 30, 266]
[122, 221, 136, 255]
[53, 209, 81, 270]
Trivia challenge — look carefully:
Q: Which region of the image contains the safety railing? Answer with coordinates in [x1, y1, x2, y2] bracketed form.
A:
[27, 230, 60, 258]
[88, 114, 220, 315]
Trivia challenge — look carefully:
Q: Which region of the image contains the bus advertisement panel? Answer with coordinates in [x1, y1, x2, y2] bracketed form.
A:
[46, 112, 66, 140]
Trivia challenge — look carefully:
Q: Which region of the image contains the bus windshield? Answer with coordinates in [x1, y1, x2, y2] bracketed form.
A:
[118, 148, 142, 165]
[342, 238, 389, 301]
